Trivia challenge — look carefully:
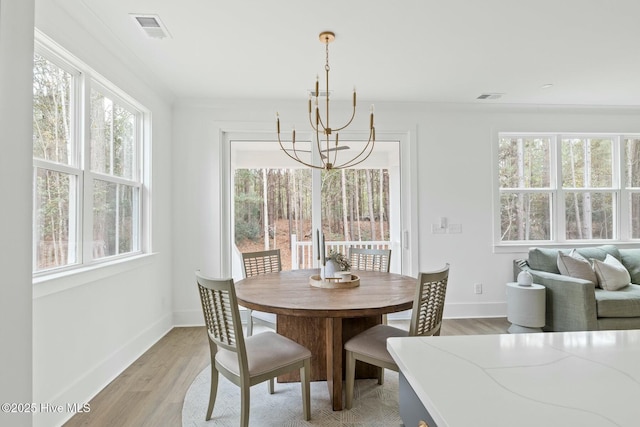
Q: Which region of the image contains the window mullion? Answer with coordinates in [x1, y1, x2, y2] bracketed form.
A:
[33, 159, 80, 175]
[90, 172, 140, 187]
[618, 135, 629, 240]
[552, 134, 564, 242]
[32, 167, 38, 271]
[82, 76, 93, 265]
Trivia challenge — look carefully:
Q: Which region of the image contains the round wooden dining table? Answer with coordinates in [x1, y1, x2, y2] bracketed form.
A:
[235, 268, 416, 411]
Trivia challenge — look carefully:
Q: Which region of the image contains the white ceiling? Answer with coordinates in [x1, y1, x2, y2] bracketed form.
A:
[55, 0, 640, 106]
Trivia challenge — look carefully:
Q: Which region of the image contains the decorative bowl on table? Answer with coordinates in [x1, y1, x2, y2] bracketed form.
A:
[309, 274, 360, 289]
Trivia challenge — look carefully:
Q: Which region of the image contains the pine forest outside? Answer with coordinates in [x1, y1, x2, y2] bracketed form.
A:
[33, 52, 142, 272]
[234, 168, 390, 271]
[499, 135, 640, 242]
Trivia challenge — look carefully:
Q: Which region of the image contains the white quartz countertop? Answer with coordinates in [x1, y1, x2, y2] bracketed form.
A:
[387, 330, 640, 427]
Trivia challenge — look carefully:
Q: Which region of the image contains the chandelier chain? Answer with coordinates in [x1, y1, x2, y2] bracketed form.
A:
[325, 38, 330, 72]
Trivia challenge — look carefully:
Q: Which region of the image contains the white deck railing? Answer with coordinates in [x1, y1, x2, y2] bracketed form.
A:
[290, 234, 390, 270]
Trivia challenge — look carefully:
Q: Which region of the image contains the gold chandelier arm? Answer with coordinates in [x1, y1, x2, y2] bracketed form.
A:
[277, 131, 322, 169]
[308, 110, 319, 132]
[308, 94, 321, 132]
[333, 127, 376, 169]
[332, 104, 357, 133]
[316, 106, 327, 132]
[315, 125, 328, 169]
[331, 133, 339, 166]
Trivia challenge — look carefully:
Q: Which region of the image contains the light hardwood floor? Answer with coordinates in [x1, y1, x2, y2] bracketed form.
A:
[63, 317, 509, 427]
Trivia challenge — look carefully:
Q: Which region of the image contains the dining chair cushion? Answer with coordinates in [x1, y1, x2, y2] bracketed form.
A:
[344, 324, 408, 365]
[216, 331, 311, 377]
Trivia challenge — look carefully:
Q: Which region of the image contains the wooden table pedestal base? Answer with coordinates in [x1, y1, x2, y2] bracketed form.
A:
[277, 314, 381, 410]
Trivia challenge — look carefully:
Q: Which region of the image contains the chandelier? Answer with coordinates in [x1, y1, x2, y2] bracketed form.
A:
[276, 31, 376, 170]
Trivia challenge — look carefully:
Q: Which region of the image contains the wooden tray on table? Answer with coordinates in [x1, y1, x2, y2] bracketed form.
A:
[309, 274, 360, 289]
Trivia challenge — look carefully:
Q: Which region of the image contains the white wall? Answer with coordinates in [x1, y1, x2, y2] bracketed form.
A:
[7, 3, 640, 424]
[0, 1, 35, 426]
[172, 99, 640, 325]
[29, 2, 175, 426]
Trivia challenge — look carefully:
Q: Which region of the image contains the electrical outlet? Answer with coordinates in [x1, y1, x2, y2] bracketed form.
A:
[474, 283, 483, 294]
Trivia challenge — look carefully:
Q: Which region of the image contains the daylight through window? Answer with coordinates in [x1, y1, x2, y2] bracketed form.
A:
[498, 133, 640, 244]
[33, 42, 147, 274]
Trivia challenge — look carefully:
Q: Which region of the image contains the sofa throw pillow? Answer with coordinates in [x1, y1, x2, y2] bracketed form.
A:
[592, 254, 631, 291]
[529, 247, 563, 274]
[557, 250, 597, 284]
[620, 249, 640, 284]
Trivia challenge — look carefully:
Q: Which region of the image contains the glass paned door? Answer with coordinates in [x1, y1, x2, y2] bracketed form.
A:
[320, 168, 390, 259]
[231, 139, 399, 277]
[234, 168, 312, 271]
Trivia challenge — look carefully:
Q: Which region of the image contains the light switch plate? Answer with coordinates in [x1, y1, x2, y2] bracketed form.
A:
[432, 224, 446, 234]
[448, 224, 462, 233]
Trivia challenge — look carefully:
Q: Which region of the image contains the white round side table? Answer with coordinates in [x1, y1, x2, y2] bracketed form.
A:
[506, 282, 546, 333]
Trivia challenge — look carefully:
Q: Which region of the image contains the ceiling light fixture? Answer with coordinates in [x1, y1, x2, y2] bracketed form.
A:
[276, 31, 376, 170]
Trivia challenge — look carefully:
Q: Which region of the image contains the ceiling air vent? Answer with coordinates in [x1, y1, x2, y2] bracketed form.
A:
[476, 93, 504, 100]
[130, 14, 171, 39]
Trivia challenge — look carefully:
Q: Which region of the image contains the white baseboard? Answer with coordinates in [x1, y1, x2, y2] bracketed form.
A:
[34, 313, 173, 427]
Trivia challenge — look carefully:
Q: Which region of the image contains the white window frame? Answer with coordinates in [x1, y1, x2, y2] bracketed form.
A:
[495, 132, 640, 248]
[33, 33, 150, 279]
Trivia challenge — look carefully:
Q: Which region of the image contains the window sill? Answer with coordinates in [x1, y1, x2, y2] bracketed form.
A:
[33, 253, 157, 299]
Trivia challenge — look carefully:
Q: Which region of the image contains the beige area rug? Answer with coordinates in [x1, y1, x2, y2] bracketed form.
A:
[182, 365, 402, 427]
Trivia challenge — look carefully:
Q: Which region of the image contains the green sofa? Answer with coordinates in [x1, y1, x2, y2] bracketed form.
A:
[514, 245, 640, 332]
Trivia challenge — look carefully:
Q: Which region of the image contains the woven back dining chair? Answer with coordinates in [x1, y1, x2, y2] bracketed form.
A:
[349, 247, 392, 323]
[343, 264, 449, 409]
[348, 247, 391, 273]
[196, 271, 311, 426]
[241, 249, 281, 336]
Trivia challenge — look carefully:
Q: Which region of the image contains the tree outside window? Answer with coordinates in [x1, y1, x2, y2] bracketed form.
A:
[33, 44, 145, 274]
[498, 133, 640, 244]
[498, 136, 552, 241]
